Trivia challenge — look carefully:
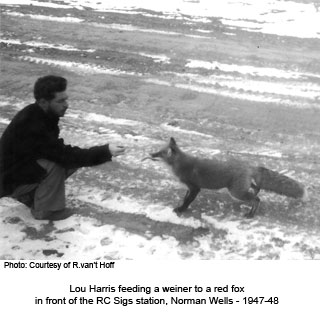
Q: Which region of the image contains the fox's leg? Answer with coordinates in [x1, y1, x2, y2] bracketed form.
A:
[174, 185, 200, 213]
[229, 179, 261, 218]
[246, 196, 260, 218]
[231, 190, 261, 218]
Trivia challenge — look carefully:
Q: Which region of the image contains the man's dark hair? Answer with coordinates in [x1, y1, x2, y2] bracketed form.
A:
[34, 75, 67, 101]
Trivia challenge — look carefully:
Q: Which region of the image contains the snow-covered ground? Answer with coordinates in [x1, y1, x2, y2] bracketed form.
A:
[1, 0, 320, 259]
[2, 0, 320, 38]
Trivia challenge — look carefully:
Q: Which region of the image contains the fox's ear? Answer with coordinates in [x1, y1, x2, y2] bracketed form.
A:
[168, 138, 178, 156]
[169, 137, 177, 147]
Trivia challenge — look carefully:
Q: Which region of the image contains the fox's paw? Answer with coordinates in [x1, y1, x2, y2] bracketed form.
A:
[173, 206, 186, 214]
[243, 209, 256, 219]
[244, 212, 255, 219]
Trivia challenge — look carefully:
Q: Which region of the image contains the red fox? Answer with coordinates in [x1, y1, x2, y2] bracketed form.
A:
[146, 137, 308, 218]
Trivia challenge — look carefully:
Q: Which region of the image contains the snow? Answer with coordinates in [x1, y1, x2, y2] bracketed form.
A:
[2, 0, 320, 38]
[0, 38, 94, 52]
[186, 59, 318, 80]
[5, 11, 84, 23]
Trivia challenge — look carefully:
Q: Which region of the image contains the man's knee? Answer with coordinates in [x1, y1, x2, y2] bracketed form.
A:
[37, 159, 64, 175]
[37, 159, 77, 179]
[11, 160, 75, 213]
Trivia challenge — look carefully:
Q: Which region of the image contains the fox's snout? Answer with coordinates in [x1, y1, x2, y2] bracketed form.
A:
[147, 138, 177, 163]
[141, 151, 163, 162]
[150, 151, 162, 159]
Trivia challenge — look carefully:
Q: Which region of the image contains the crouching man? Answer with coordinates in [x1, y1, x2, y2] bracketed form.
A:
[0, 75, 125, 220]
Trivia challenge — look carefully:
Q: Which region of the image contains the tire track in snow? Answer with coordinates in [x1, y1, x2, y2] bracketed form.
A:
[14, 55, 320, 108]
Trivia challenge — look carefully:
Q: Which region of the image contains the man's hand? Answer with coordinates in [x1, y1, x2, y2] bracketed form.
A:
[109, 144, 125, 157]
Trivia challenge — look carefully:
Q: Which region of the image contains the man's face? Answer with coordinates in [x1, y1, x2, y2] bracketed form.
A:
[47, 91, 69, 117]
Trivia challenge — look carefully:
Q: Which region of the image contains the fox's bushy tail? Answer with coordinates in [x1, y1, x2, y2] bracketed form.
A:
[257, 167, 308, 201]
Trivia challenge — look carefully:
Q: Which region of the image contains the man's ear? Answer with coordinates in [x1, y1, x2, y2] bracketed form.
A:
[37, 98, 50, 111]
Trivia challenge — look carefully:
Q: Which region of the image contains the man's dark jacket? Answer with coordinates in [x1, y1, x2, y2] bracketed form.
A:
[0, 103, 112, 197]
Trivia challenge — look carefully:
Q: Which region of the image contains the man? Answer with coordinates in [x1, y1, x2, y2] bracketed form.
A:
[0, 75, 125, 220]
